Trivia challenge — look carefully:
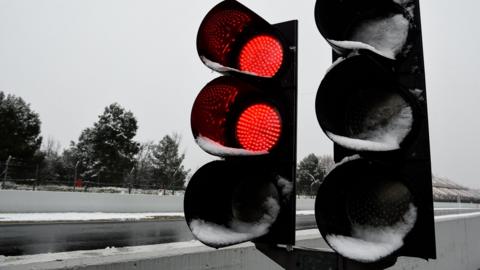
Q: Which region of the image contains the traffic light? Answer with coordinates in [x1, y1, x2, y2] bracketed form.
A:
[184, 0, 297, 248]
[314, 0, 435, 264]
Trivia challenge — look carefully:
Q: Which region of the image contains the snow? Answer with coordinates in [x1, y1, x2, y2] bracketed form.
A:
[189, 196, 280, 247]
[332, 154, 361, 170]
[393, 0, 414, 6]
[328, 11, 410, 60]
[0, 209, 321, 223]
[0, 212, 184, 222]
[196, 136, 268, 157]
[326, 95, 413, 151]
[277, 176, 293, 199]
[328, 40, 395, 60]
[201, 56, 259, 77]
[326, 204, 417, 262]
[325, 56, 346, 74]
[349, 14, 410, 59]
[327, 132, 399, 152]
[296, 210, 315, 216]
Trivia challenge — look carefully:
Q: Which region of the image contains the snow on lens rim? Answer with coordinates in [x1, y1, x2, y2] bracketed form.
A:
[314, 157, 417, 263]
[314, 0, 414, 59]
[184, 160, 282, 248]
[315, 54, 421, 152]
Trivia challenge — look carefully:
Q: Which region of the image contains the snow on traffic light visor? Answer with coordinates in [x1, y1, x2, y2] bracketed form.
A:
[197, 0, 286, 78]
[315, 0, 416, 59]
[191, 76, 283, 156]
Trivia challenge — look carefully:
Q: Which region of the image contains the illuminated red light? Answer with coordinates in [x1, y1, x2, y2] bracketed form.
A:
[239, 35, 284, 77]
[236, 104, 282, 152]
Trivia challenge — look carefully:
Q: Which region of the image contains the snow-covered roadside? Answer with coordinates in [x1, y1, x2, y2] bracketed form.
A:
[0, 212, 185, 223]
[1, 208, 478, 223]
[0, 211, 319, 223]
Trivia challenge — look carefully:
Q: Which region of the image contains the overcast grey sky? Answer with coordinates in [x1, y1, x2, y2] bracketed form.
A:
[1, 0, 479, 189]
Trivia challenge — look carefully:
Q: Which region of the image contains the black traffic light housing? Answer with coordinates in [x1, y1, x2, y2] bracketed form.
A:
[314, 0, 435, 264]
[185, 0, 297, 249]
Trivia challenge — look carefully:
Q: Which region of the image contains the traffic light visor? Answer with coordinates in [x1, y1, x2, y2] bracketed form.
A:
[314, 0, 413, 59]
[197, 0, 285, 77]
[184, 161, 282, 248]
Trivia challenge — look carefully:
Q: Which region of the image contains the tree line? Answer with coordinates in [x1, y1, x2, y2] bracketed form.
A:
[0, 91, 189, 190]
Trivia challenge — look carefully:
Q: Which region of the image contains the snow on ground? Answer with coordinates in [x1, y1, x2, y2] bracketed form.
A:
[0, 210, 320, 223]
[0, 212, 184, 222]
[1, 206, 478, 223]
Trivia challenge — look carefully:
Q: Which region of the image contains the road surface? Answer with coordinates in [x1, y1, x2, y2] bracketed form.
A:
[1, 209, 479, 256]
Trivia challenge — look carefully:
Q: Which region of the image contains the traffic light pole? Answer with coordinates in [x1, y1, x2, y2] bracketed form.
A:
[256, 244, 397, 270]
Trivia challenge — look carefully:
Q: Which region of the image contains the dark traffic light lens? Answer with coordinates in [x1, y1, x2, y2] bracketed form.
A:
[346, 179, 413, 228]
[184, 161, 281, 248]
[239, 35, 284, 77]
[315, 158, 417, 263]
[236, 104, 282, 152]
[316, 54, 418, 152]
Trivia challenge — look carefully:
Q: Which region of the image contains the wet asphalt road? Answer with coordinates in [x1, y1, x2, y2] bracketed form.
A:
[1, 209, 479, 256]
[0, 215, 316, 256]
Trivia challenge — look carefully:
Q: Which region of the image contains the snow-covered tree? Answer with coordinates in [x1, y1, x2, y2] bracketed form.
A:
[151, 134, 189, 192]
[38, 137, 63, 181]
[0, 92, 42, 161]
[296, 154, 334, 196]
[73, 103, 140, 185]
[133, 141, 156, 187]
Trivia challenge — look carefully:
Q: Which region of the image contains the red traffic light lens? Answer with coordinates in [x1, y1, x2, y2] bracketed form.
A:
[239, 35, 284, 77]
[236, 104, 282, 152]
[197, 1, 285, 78]
[199, 9, 252, 65]
[191, 80, 239, 147]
